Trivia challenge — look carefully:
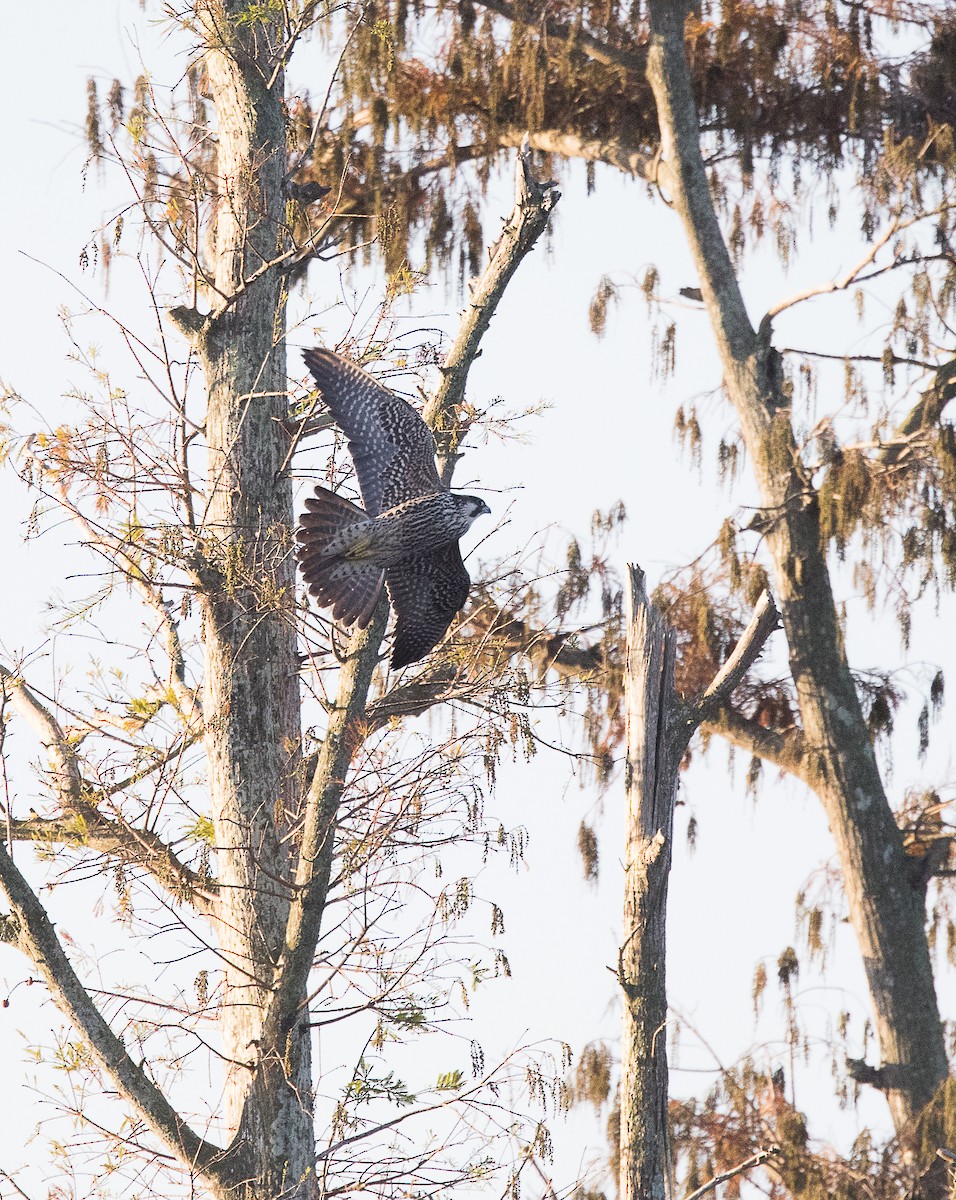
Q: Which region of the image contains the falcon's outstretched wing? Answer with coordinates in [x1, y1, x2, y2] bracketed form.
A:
[385, 544, 471, 669]
[303, 348, 442, 517]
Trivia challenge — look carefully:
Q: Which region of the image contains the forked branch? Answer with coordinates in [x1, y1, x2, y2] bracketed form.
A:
[619, 565, 777, 1200]
[1, 666, 213, 907]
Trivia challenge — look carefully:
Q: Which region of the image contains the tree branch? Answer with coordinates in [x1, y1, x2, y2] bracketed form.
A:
[702, 704, 810, 784]
[764, 217, 902, 321]
[497, 128, 655, 181]
[44, 487, 202, 725]
[423, 135, 560, 482]
[363, 664, 478, 735]
[683, 1146, 779, 1200]
[646, 1, 765, 413]
[326, 128, 649, 236]
[257, 601, 389, 1059]
[0, 841, 232, 1188]
[880, 355, 956, 467]
[1, 667, 213, 908]
[691, 590, 779, 725]
[474, 0, 646, 73]
[0, 665, 83, 802]
[8, 811, 216, 910]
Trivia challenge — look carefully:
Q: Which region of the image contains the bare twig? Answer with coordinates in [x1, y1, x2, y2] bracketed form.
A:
[780, 345, 936, 372]
[765, 219, 901, 320]
[45, 486, 202, 725]
[0, 1169, 36, 1200]
[0, 840, 232, 1186]
[683, 1146, 779, 1200]
[283, 4, 368, 171]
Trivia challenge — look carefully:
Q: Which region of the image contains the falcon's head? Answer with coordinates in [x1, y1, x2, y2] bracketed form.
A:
[455, 495, 492, 527]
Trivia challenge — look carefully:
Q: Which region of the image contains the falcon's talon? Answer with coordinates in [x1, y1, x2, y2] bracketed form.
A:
[297, 349, 491, 670]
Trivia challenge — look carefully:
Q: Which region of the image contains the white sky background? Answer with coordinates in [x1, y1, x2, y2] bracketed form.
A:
[0, 3, 954, 1196]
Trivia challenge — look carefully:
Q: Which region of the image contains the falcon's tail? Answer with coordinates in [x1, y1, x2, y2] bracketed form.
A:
[298, 484, 367, 545]
[297, 486, 384, 628]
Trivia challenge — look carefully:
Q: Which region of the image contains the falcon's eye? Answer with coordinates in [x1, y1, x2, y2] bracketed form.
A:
[467, 497, 490, 518]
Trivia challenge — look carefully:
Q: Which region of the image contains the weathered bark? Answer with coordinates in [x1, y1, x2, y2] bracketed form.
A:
[184, 5, 315, 1195]
[645, 0, 949, 1130]
[619, 568, 777, 1200]
[619, 567, 679, 1200]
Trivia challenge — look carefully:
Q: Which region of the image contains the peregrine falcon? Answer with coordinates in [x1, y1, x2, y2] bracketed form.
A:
[297, 348, 490, 669]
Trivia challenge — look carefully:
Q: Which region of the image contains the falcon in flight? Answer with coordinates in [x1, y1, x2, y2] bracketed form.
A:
[297, 348, 490, 669]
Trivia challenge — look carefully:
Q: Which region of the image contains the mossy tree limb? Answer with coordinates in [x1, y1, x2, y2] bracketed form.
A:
[645, 0, 950, 1131]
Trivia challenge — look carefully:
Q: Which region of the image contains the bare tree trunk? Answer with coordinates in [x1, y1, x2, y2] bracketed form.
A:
[644, 0, 949, 1130]
[180, 5, 316, 1194]
[619, 566, 777, 1200]
[619, 567, 678, 1200]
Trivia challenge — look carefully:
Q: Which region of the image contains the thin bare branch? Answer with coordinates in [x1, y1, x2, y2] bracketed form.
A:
[780, 345, 936, 373]
[423, 136, 560, 483]
[765, 218, 902, 320]
[0, 1169, 35, 1200]
[683, 1146, 779, 1200]
[0, 841, 232, 1187]
[47, 486, 202, 725]
[284, 4, 368, 171]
